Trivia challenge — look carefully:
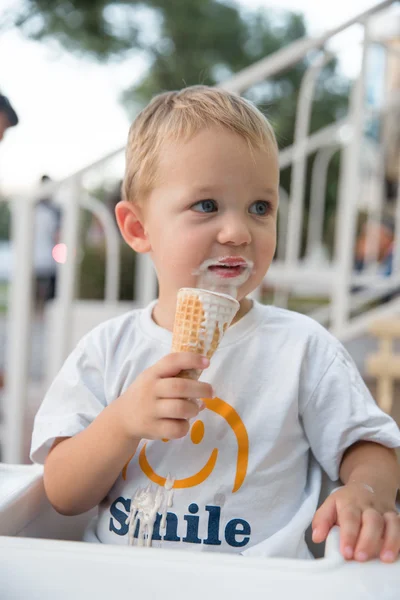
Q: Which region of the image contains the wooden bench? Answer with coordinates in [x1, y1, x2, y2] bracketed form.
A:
[365, 319, 400, 414]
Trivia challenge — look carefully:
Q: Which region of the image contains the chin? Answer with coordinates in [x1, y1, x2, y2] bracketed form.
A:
[234, 287, 252, 303]
[239, 275, 261, 297]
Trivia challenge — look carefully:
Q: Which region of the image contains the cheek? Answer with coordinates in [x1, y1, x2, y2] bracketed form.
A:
[257, 226, 276, 261]
[153, 228, 202, 272]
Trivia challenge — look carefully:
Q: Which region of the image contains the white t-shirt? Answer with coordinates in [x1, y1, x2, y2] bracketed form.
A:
[30, 301, 400, 559]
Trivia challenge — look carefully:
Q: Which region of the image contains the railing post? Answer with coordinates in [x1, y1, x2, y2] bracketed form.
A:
[331, 27, 369, 335]
[50, 178, 81, 374]
[285, 51, 333, 265]
[81, 193, 121, 303]
[135, 253, 157, 306]
[3, 196, 35, 463]
[306, 145, 339, 257]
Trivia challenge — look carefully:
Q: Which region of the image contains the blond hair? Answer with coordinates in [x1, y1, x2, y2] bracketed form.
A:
[123, 85, 277, 203]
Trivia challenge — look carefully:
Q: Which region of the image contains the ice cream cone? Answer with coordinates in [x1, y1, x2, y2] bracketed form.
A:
[171, 288, 239, 379]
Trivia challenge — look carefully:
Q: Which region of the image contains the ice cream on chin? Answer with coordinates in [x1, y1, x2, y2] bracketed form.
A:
[194, 256, 254, 300]
[171, 287, 240, 380]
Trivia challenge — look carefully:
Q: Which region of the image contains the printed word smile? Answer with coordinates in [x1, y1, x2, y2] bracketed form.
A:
[109, 498, 251, 548]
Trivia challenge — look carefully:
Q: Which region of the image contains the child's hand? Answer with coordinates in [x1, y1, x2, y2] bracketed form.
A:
[312, 483, 400, 562]
[114, 352, 213, 442]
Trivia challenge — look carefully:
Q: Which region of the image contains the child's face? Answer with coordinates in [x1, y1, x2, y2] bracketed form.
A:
[141, 127, 279, 306]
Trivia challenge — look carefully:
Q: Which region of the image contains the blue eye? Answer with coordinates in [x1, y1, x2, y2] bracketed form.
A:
[192, 199, 217, 213]
[249, 201, 269, 216]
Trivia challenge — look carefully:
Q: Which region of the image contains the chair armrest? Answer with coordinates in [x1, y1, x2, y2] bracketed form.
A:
[0, 462, 96, 540]
[0, 463, 45, 536]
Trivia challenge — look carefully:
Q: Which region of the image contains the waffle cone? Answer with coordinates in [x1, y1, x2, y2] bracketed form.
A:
[171, 288, 239, 380]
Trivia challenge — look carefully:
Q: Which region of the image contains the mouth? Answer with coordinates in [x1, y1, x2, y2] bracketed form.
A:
[207, 264, 247, 278]
[205, 257, 251, 279]
[194, 257, 254, 292]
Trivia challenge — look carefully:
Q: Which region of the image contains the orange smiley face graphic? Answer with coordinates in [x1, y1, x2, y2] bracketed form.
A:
[122, 397, 249, 493]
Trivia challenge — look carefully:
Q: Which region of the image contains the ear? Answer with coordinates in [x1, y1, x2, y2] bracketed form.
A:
[115, 200, 151, 253]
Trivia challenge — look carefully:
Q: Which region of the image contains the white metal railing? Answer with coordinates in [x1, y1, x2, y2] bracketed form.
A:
[81, 193, 121, 303]
[219, 0, 396, 94]
[2, 0, 399, 463]
[285, 50, 336, 266]
[306, 144, 340, 257]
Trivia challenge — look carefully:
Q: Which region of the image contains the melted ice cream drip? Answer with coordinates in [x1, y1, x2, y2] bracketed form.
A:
[197, 272, 238, 299]
[128, 474, 175, 547]
[160, 475, 174, 530]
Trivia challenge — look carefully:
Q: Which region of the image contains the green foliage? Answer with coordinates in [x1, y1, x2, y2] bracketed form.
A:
[0, 203, 10, 240]
[1, 0, 143, 58]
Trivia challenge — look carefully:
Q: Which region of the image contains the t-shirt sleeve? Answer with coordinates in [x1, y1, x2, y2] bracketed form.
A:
[30, 338, 106, 464]
[301, 345, 400, 482]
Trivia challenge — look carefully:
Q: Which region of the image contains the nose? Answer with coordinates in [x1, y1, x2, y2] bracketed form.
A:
[217, 213, 251, 247]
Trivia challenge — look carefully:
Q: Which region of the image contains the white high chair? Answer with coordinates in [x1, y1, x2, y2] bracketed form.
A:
[0, 463, 399, 599]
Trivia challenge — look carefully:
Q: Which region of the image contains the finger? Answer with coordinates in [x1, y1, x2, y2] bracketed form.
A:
[380, 512, 400, 563]
[354, 509, 385, 561]
[155, 378, 213, 401]
[337, 506, 362, 560]
[153, 353, 210, 379]
[156, 398, 200, 421]
[158, 418, 190, 440]
[312, 496, 337, 544]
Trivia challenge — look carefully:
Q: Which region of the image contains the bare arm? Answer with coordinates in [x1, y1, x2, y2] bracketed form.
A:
[44, 401, 138, 516]
[43, 352, 212, 516]
[339, 440, 400, 501]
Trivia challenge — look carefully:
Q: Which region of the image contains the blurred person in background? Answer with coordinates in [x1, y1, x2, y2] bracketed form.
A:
[354, 216, 395, 277]
[354, 216, 397, 302]
[0, 93, 18, 142]
[34, 175, 61, 310]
